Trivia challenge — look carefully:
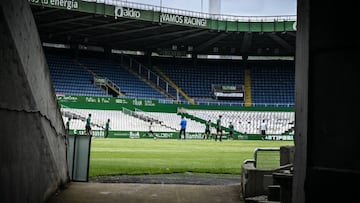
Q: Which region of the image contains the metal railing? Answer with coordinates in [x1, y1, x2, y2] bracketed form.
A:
[119, 54, 180, 101]
[195, 101, 294, 107]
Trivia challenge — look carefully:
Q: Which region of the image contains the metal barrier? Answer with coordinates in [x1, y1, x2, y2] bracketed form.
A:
[241, 147, 293, 199]
[254, 147, 280, 168]
[67, 134, 92, 182]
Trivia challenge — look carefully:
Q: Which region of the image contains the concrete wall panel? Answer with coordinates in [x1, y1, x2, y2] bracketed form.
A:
[0, 0, 69, 202]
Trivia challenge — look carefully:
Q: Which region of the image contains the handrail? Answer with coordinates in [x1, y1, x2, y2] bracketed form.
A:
[84, 0, 296, 22]
[126, 107, 176, 130]
[77, 61, 124, 96]
[134, 108, 178, 130]
[61, 108, 103, 128]
[134, 108, 154, 122]
[153, 65, 195, 105]
[119, 54, 180, 102]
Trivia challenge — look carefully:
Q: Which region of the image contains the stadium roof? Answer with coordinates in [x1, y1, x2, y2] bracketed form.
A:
[30, 1, 296, 57]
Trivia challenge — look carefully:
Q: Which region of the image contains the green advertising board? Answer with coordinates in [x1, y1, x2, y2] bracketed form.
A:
[69, 129, 253, 140]
[30, 0, 296, 32]
[58, 95, 162, 111]
[57, 95, 294, 112]
[69, 129, 293, 140]
[60, 95, 294, 140]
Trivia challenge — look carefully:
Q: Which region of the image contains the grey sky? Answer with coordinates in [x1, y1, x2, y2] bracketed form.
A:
[125, 0, 297, 16]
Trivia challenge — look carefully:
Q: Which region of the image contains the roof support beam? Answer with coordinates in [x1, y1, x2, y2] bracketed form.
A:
[32, 8, 59, 16]
[54, 20, 135, 36]
[195, 33, 227, 51]
[267, 33, 294, 52]
[116, 29, 198, 45]
[90, 24, 171, 40]
[240, 32, 252, 53]
[38, 15, 93, 28]
[148, 30, 209, 48]
[286, 32, 296, 37]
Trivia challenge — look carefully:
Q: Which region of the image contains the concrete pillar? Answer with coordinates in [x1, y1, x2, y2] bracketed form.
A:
[0, 1, 69, 202]
[280, 145, 295, 166]
[293, 0, 360, 202]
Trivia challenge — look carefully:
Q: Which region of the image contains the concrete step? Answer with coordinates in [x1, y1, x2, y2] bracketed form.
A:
[267, 184, 280, 201]
[244, 194, 281, 203]
[244, 195, 267, 203]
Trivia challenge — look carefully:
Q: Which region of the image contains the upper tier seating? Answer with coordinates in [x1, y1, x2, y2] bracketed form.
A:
[156, 59, 245, 104]
[250, 61, 295, 105]
[77, 57, 167, 100]
[47, 55, 107, 97]
[47, 52, 295, 107]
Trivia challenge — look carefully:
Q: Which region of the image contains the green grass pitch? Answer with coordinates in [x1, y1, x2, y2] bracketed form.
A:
[89, 138, 294, 177]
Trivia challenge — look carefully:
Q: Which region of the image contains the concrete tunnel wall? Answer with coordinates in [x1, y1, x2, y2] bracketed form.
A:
[293, 0, 360, 202]
[0, 1, 69, 202]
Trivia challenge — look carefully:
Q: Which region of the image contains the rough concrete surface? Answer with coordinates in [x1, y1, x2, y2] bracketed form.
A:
[0, 0, 68, 202]
[48, 173, 244, 203]
[90, 172, 241, 185]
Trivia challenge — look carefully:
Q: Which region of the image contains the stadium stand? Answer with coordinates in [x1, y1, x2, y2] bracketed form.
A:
[47, 49, 295, 108]
[61, 108, 204, 133]
[184, 109, 294, 135]
[44, 47, 295, 139]
[250, 61, 295, 106]
[142, 111, 204, 132]
[77, 57, 167, 100]
[47, 54, 107, 97]
[153, 57, 245, 104]
[47, 53, 169, 100]
[62, 108, 170, 132]
[47, 50, 295, 138]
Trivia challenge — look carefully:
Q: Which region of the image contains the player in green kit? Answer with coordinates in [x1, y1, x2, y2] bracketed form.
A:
[203, 120, 211, 140]
[228, 122, 234, 140]
[85, 114, 92, 135]
[215, 115, 223, 142]
[104, 119, 110, 138]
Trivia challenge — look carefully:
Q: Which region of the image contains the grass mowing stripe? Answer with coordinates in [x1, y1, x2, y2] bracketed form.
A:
[89, 138, 294, 176]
